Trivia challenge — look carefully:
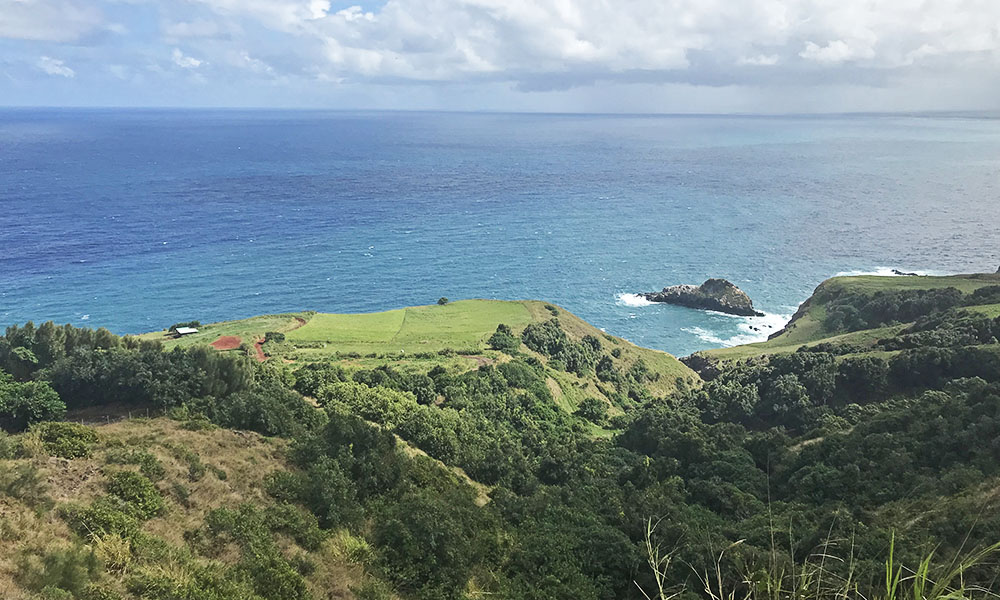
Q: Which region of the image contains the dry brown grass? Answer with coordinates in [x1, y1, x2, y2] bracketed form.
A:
[0, 417, 371, 599]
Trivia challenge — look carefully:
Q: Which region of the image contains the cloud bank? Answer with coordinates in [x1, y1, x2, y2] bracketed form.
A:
[2, 0, 999, 110]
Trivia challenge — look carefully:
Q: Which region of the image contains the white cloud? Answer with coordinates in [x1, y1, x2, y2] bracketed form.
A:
[738, 54, 780, 66]
[172, 48, 204, 69]
[800, 40, 875, 64]
[37, 56, 75, 78]
[6, 0, 1000, 110]
[177, 0, 999, 86]
[0, 0, 104, 42]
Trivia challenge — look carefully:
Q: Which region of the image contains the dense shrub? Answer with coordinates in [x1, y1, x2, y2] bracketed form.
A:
[0, 372, 65, 433]
[373, 488, 493, 600]
[521, 319, 598, 376]
[36, 422, 99, 458]
[575, 397, 608, 424]
[105, 471, 164, 520]
[488, 324, 521, 353]
[103, 448, 165, 481]
[823, 287, 965, 332]
[198, 504, 311, 600]
[194, 382, 325, 438]
[62, 497, 142, 540]
[292, 362, 349, 397]
[0, 462, 51, 507]
[17, 545, 101, 598]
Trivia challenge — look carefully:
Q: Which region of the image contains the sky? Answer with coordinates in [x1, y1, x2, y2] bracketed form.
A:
[2, 0, 1000, 113]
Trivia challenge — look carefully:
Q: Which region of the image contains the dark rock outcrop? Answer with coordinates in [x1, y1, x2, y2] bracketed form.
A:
[641, 278, 763, 317]
[680, 353, 722, 381]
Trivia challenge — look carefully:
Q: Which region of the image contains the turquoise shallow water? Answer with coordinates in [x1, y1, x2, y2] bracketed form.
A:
[2, 109, 999, 356]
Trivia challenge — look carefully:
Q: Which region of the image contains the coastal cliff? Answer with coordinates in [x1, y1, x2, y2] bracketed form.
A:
[642, 278, 763, 317]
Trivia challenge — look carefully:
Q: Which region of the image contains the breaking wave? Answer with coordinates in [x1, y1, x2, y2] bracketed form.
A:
[615, 293, 655, 307]
[682, 311, 794, 347]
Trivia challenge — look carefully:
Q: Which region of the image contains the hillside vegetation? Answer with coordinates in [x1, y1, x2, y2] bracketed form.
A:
[700, 273, 1000, 361]
[138, 299, 697, 419]
[3, 277, 1000, 600]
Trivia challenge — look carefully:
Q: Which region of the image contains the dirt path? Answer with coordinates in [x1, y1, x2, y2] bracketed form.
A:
[467, 355, 493, 367]
[216, 315, 308, 362]
[210, 335, 242, 350]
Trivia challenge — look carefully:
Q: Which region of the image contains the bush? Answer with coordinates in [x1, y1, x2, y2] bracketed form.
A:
[17, 545, 101, 598]
[437, 297, 449, 305]
[103, 448, 165, 481]
[36, 422, 98, 459]
[0, 462, 51, 507]
[167, 321, 200, 333]
[0, 374, 65, 433]
[62, 497, 141, 540]
[0, 429, 27, 459]
[374, 488, 491, 599]
[488, 324, 521, 353]
[575, 397, 608, 425]
[81, 584, 125, 600]
[105, 471, 164, 520]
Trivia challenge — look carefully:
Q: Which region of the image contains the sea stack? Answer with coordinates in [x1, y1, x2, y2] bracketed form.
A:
[641, 278, 763, 317]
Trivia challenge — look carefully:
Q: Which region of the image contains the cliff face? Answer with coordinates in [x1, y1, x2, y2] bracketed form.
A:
[642, 278, 764, 317]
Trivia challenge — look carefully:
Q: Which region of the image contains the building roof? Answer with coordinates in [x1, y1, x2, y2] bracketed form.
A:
[174, 327, 199, 335]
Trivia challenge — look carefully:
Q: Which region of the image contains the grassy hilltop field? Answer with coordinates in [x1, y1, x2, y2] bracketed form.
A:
[138, 299, 697, 421]
[4, 273, 1000, 600]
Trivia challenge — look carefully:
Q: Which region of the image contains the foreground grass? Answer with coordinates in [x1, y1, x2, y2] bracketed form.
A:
[639, 519, 1000, 600]
[0, 418, 373, 600]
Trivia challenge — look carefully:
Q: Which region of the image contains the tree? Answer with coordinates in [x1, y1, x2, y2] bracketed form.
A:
[437, 297, 449, 305]
[488, 324, 520, 353]
[575, 397, 608, 425]
[0, 372, 65, 432]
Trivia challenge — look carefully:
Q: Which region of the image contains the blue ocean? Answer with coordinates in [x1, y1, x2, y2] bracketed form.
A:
[2, 109, 999, 357]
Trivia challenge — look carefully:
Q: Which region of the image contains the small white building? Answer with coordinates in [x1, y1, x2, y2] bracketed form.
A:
[174, 327, 199, 336]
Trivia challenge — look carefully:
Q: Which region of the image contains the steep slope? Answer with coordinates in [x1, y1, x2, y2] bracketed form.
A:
[0, 419, 377, 600]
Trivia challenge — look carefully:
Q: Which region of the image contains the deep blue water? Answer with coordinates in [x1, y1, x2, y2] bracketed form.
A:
[2, 109, 999, 356]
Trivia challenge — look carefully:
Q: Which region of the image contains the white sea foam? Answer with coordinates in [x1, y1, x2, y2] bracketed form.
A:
[833, 266, 942, 277]
[615, 293, 654, 307]
[683, 311, 794, 347]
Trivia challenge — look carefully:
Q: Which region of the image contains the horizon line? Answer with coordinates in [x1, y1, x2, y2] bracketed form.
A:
[1, 105, 999, 119]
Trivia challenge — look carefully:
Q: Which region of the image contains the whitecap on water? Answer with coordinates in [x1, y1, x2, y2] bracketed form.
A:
[683, 311, 794, 348]
[615, 293, 654, 307]
[833, 266, 943, 277]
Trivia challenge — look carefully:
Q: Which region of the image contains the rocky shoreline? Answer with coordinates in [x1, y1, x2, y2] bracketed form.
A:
[640, 278, 763, 317]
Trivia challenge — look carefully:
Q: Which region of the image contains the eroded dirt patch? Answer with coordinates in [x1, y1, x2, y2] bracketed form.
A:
[210, 335, 242, 350]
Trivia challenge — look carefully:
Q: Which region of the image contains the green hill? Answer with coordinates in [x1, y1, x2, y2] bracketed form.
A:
[4, 281, 1000, 600]
[698, 272, 1000, 362]
[138, 299, 697, 420]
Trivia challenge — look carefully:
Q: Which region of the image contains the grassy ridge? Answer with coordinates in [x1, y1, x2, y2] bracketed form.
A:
[702, 273, 1000, 361]
[138, 299, 698, 415]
